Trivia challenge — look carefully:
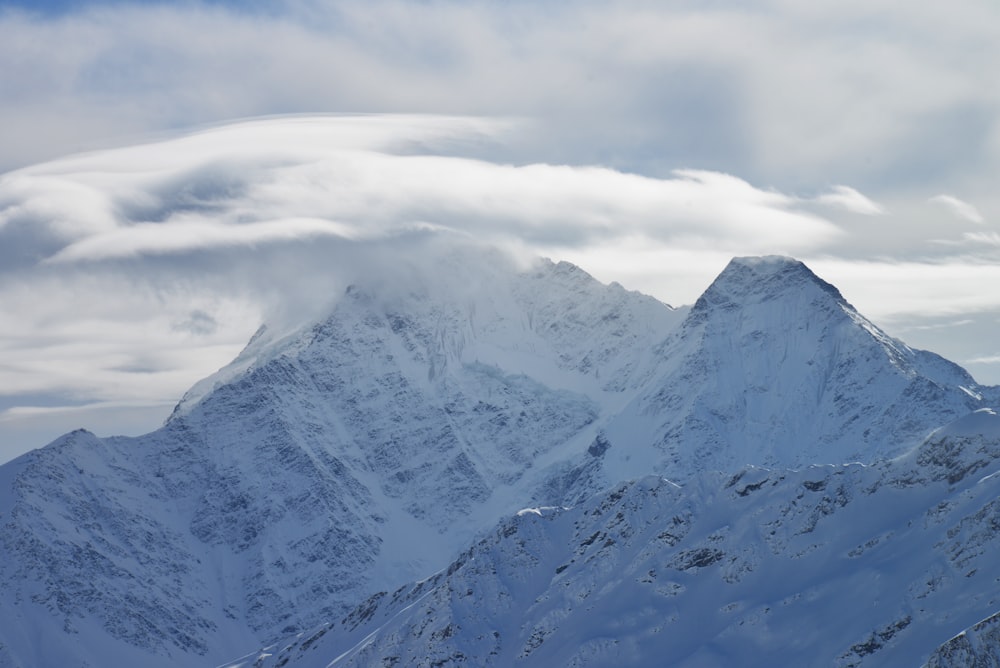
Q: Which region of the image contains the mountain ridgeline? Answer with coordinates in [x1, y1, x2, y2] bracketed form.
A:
[1, 251, 998, 667]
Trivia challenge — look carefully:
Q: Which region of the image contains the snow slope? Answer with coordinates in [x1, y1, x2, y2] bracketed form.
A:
[593, 255, 993, 486]
[0, 248, 681, 667]
[0, 249, 996, 667]
[238, 409, 1000, 667]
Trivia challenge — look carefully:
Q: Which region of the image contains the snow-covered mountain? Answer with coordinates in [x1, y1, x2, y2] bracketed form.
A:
[232, 409, 1000, 668]
[591, 256, 991, 485]
[0, 248, 681, 667]
[0, 247, 996, 667]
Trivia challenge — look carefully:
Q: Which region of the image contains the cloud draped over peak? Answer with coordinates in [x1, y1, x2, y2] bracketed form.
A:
[0, 114, 863, 450]
[1, 111, 999, 462]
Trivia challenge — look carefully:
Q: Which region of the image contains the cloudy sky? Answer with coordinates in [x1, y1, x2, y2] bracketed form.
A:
[1, 0, 999, 463]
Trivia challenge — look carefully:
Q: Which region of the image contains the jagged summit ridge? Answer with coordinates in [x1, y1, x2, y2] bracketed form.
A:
[171, 250, 681, 420]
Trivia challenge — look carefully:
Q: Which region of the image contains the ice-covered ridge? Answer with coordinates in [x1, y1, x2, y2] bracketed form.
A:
[924, 610, 1000, 667]
[933, 407, 1000, 440]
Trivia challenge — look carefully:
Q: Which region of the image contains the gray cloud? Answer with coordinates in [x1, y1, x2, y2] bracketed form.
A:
[173, 310, 218, 336]
[0, 1, 997, 199]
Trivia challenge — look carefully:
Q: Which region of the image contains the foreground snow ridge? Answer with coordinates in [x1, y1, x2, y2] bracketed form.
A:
[1, 247, 998, 668]
[235, 425, 1000, 667]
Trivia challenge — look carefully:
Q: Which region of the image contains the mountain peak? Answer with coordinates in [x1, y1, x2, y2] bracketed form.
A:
[620, 253, 990, 477]
[730, 254, 800, 269]
[692, 255, 845, 315]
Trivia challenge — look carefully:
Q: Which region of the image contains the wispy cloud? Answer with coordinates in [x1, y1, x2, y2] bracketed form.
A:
[903, 319, 974, 331]
[806, 258, 1000, 321]
[814, 186, 884, 215]
[967, 355, 1000, 365]
[46, 218, 356, 262]
[929, 194, 985, 224]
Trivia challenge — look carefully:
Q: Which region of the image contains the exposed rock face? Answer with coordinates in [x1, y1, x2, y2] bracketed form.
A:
[925, 611, 1000, 668]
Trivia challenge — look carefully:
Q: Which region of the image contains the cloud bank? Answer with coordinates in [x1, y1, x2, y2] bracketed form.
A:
[1, 0, 998, 201]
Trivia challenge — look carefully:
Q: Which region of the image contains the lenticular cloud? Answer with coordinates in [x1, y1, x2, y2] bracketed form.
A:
[0, 114, 844, 271]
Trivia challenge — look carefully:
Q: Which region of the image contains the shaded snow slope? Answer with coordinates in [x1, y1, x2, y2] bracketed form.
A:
[0, 248, 681, 667]
[237, 410, 1000, 668]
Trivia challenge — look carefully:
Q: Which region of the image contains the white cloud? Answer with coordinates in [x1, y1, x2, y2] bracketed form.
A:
[46, 218, 356, 262]
[805, 257, 1000, 321]
[929, 194, 985, 224]
[967, 355, 1000, 365]
[814, 185, 884, 215]
[2, 116, 845, 272]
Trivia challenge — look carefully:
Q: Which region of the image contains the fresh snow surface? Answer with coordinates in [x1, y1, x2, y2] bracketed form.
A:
[932, 407, 1000, 440]
[0, 248, 997, 667]
[236, 415, 1000, 667]
[0, 248, 682, 667]
[594, 255, 993, 484]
